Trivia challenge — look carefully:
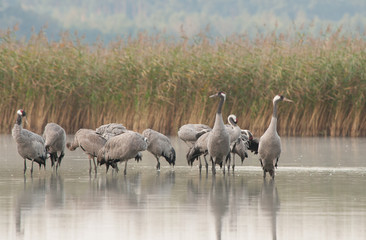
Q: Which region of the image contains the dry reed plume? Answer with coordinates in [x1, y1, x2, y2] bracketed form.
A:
[0, 26, 365, 137]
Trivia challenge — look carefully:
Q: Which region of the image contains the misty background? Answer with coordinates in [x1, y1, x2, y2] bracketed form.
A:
[0, 0, 365, 43]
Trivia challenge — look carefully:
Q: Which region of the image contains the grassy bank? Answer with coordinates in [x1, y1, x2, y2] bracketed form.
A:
[0, 27, 365, 137]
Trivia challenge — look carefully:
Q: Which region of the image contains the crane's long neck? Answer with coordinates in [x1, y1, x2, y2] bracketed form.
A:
[217, 95, 224, 114]
[12, 115, 23, 140]
[229, 117, 237, 127]
[213, 96, 225, 130]
[16, 115, 22, 125]
[268, 101, 278, 133]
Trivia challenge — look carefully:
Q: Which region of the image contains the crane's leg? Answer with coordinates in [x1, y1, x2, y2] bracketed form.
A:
[124, 161, 128, 175]
[275, 158, 279, 168]
[226, 154, 231, 172]
[57, 152, 65, 171]
[31, 159, 34, 176]
[89, 157, 92, 175]
[156, 157, 161, 170]
[24, 159, 27, 174]
[203, 154, 209, 175]
[198, 157, 202, 171]
[211, 157, 216, 175]
[232, 153, 236, 171]
[263, 169, 266, 179]
[93, 157, 97, 174]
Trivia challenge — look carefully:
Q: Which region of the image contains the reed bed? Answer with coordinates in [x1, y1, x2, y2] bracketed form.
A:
[0, 27, 365, 137]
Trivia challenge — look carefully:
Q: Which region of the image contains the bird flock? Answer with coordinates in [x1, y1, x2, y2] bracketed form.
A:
[12, 93, 293, 179]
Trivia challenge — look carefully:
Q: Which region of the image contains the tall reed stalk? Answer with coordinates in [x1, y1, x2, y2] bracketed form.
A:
[0, 27, 365, 137]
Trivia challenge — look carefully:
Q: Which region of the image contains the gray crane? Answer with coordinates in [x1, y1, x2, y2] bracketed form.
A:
[66, 128, 107, 174]
[207, 92, 230, 175]
[178, 124, 211, 147]
[187, 114, 242, 172]
[225, 114, 242, 171]
[97, 131, 148, 175]
[231, 137, 249, 168]
[96, 123, 143, 162]
[186, 131, 210, 172]
[258, 95, 293, 179]
[43, 123, 66, 171]
[12, 109, 47, 175]
[179, 123, 211, 172]
[142, 128, 176, 170]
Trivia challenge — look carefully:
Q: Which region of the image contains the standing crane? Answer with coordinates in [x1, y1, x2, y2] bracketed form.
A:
[12, 109, 47, 175]
[258, 95, 293, 179]
[207, 92, 230, 175]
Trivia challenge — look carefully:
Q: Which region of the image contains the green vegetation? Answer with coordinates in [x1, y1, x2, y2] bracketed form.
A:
[0, 27, 365, 137]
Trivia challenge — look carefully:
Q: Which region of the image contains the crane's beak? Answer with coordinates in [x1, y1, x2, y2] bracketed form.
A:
[284, 97, 294, 103]
[209, 93, 217, 98]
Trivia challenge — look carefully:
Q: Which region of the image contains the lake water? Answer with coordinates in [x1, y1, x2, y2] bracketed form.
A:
[0, 135, 365, 240]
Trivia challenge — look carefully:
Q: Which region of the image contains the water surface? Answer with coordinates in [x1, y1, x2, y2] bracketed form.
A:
[1, 135, 365, 240]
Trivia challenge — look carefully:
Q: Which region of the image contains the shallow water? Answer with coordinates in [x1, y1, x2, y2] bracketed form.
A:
[0, 135, 366, 240]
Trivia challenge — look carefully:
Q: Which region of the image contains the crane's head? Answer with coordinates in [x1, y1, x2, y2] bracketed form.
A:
[17, 109, 26, 117]
[273, 95, 293, 104]
[228, 114, 237, 125]
[241, 129, 253, 140]
[210, 91, 226, 100]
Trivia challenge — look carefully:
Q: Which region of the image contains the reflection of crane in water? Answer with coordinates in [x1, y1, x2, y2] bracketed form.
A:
[210, 177, 229, 240]
[260, 180, 280, 240]
[15, 175, 64, 237]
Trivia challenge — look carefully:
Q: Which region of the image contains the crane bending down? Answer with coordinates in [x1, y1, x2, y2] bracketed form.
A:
[96, 123, 143, 162]
[258, 95, 293, 179]
[43, 123, 66, 171]
[12, 109, 47, 175]
[67, 129, 107, 174]
[207, 92, 230, 175]
[186, 131, 210, 172]
[178, 124, 211, 147]
[97, 131, 148, 175]
[142, 128, 176, 170]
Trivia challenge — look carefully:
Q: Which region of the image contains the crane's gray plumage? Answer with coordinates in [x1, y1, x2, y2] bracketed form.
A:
[178, 124, 211, 147]
[207, 92, 230, 175]
[258, 95, 293, 179]
[96, 123, 143, 162]
[12, 109, 47, 175]
[97, 131, 148, 175]
[186, 131, 210, 171]
[231, 137, 248, 164]
[95, 123, 127, 140]
[66, 128, 107, 174]
[142, 128, 176, 170]
[224, 114, 242, 171]
[43, 123, 66, 171]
